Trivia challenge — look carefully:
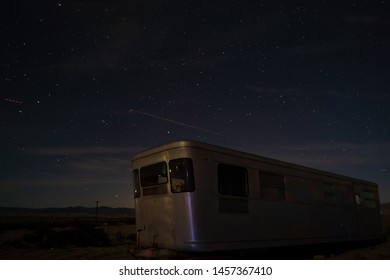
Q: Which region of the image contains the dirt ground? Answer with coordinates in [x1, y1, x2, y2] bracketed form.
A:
[1, 217, 389, 260]
[1, 234, 389, 260]
[324, 237, 390, 259]
[0, 223, 138, 260]
[0, 244, 135, 260]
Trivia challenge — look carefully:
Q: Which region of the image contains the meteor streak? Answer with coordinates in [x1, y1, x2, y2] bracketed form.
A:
[130, 110, 222, 136]
[3, 98, 23, 104]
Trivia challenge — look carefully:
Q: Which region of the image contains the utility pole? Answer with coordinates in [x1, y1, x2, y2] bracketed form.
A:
[95, 200, 100, 221]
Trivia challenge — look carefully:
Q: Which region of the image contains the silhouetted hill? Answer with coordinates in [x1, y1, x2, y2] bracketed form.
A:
[0, 206, 134, 218]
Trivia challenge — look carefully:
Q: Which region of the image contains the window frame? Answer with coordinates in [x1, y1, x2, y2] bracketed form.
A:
[140, 162, 168, 187]
[169, 158, 195, 193]
[218, 163, 248, 197]
[133, 169, 140, 198]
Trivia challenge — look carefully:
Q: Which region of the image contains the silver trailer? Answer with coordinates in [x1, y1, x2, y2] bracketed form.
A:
[132, 140, 383, 253]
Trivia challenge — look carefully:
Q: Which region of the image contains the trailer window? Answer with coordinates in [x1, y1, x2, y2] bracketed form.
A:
[322, 183, 336, 204]
[259, 172, 285, 200]
[140, 162, 168, 187]
[361, 189, 377, 208]
[133, 169, 140, 198]
[218, 164, 248, 196]
[169, 158, 195, 193]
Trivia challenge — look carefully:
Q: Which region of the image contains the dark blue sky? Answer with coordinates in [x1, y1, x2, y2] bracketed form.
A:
[1, 1, 389, 208]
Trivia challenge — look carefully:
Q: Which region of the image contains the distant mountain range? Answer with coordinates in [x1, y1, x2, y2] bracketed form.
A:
[0, 206, 135, 218]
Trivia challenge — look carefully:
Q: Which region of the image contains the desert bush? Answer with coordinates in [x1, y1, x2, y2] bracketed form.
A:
[39, 225, 109, 248]
[128, 233, 137, 241]
[22, 231, 44, 244]
[3, 226, 110, 249]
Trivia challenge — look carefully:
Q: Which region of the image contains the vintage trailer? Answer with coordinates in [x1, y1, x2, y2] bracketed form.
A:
[132, 140, 383, 253]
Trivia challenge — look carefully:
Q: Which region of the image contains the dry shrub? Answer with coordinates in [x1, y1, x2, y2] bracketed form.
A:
[16, 225, 110, 249]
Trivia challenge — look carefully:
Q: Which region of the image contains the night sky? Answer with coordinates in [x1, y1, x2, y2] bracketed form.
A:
[1, 1, 389, 208]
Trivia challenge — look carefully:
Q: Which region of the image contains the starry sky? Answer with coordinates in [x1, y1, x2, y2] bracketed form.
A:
[1, 0, 389, 208]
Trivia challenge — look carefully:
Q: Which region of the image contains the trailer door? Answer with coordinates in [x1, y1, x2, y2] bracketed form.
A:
[353, 184, 382, 239]
[137, 161, 175, 249]
[169, 158, 197, 249]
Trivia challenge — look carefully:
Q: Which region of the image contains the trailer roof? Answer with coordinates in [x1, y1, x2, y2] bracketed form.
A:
[132, 139, 376, 186]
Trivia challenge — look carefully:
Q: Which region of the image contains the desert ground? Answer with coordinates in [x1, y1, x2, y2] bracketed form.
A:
[1, 214, 389, 260]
